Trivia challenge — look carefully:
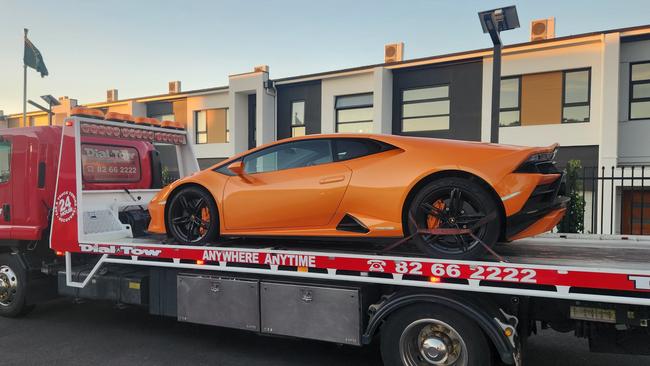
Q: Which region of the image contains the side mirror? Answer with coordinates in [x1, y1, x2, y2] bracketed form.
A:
[228, 161, 245, 176]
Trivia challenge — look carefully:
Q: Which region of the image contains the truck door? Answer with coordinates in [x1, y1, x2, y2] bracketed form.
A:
[0, 137, 13, 239]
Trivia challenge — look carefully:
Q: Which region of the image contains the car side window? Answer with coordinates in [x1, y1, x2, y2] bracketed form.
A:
[333, 138, 393, 161]
[243, 139, 333, 174]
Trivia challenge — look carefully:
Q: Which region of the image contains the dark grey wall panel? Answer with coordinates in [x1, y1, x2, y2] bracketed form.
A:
[276, 80, 322, 139]
[248, 94, 257, 149]
[392, 59, 483, 141]
[555, 145, 599, 169]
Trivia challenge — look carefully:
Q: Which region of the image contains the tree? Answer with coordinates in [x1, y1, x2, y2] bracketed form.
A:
[557, 159, 586, 233]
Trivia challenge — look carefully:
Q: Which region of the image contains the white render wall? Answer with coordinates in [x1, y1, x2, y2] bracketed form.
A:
[618, 39, 650, 165]
[185, 91, 232, 159]
[229, 72, 276, 153]
[373, 67, 393, 134]
[320, 72, 374, 134]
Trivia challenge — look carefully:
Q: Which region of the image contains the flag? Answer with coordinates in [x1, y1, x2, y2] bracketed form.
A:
[24, 34, 48, 77]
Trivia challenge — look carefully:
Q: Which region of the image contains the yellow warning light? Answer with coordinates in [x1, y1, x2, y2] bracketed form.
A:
[504, 327, 514, 337]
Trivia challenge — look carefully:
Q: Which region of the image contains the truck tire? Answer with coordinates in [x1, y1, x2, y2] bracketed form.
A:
[380, 303, 492, 366]
[0, 253, 34, 318]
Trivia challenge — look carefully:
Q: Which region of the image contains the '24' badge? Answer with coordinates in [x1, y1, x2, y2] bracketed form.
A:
[55, 191, 77, 223]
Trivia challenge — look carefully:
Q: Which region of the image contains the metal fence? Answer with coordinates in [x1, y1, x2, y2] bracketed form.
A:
[574, 165, 650, 235]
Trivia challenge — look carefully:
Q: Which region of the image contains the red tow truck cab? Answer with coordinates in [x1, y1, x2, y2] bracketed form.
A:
[0, 126, 159, 242]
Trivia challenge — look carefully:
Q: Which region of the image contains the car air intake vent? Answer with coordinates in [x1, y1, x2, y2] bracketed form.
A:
[336, 214, 370, 234]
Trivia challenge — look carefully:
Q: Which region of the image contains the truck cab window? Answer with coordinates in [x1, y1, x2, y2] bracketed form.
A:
[155, 144, 181, 186]
[0, 141, 11, 183]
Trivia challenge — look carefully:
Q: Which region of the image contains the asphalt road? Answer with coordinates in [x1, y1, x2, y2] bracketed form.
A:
[1, 299, 649, 366]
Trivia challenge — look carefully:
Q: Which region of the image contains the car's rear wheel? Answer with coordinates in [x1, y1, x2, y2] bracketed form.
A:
[167, 186, 219, 245]
[407, 177, 500, 260]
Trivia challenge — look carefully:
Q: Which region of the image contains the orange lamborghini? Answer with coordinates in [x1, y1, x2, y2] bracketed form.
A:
[148, 134, 568, 259]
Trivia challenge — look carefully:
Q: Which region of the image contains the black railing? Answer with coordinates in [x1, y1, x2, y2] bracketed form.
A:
[573, 165, 650, 235]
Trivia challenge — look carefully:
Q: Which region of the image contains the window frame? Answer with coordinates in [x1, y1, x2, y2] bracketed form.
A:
[335, 93, 374, 133]
[399, 84, 451, 133]
[241, 138, 334, 175]
[331, 137, 395, 162]
[629, 61, 650, 121]
[561, 68, 591, 124]
[0, 140, 11, 184]
[213, 137, 396, 176]
[499, 76, 522, 127]
[290, 99, 307, 137]
[150, 113, 175, 122]
[194, 108, 229, 144]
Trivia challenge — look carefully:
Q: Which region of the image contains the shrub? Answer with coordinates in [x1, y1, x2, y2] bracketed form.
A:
[557, 159, 586, 234]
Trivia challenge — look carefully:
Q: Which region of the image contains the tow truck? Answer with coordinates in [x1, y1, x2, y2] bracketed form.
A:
[1, 110, 649, 366]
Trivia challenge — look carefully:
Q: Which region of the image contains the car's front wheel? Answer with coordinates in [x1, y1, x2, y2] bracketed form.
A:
[407, 177, 501, 260]
[166, 186, 219, 245]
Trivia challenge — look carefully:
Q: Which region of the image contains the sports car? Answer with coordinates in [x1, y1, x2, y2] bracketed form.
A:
[147, 134, 567, 259]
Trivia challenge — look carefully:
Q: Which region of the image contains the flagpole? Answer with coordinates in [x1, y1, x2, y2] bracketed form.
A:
[23, 28, 28, 127]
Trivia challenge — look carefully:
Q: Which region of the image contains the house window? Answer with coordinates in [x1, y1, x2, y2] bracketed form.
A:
[150, 113, 174, 122]
[499, 77, 521, 127]
[147, 101, 175, 122]
[401, 85, 450, 132]
[195, 108, 229, 144]
[630, 61, 650, 120]
[335, 93, 373, 133]
[291, 101, 306, 137]
[562, 69, 590, 123]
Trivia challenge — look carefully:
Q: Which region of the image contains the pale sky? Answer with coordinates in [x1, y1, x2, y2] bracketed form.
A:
[1, 0, 649, 115]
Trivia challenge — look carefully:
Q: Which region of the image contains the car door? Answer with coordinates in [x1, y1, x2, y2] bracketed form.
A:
[0, 136, 13, 239]
[223, 139, 351, 230]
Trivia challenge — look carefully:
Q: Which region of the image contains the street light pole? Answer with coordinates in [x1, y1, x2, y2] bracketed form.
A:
[478, 6, 520, 144]
[490, 42, 502, 143]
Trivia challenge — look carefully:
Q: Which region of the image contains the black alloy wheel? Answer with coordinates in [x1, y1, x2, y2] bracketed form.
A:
[408, 177, 500, 260]
[167, 186, 219, 245]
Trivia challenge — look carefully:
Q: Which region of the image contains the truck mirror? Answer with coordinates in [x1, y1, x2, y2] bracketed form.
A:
[228, 161, 245, 176]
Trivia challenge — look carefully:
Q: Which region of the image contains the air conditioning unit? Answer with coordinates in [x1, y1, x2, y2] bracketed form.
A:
[384, 42, 404, 63]
[107, 89, 118, 102]
[254, 65, 269, 73]
[169, 81, 181, 94]
[530, 18, 555, 42]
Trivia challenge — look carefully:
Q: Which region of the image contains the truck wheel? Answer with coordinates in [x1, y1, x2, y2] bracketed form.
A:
[0, 253, 33, 318]
[380, 304, 492, 366]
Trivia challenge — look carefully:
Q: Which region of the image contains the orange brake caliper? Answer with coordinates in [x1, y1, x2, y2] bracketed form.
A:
[199, 207, 210, 235]
[426, 200, 446, 230]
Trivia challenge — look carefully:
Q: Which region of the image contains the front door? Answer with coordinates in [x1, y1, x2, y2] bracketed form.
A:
[223, 139, 351, 230]
[0, 137, 13, 239]
[622, 189, 650, 235]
